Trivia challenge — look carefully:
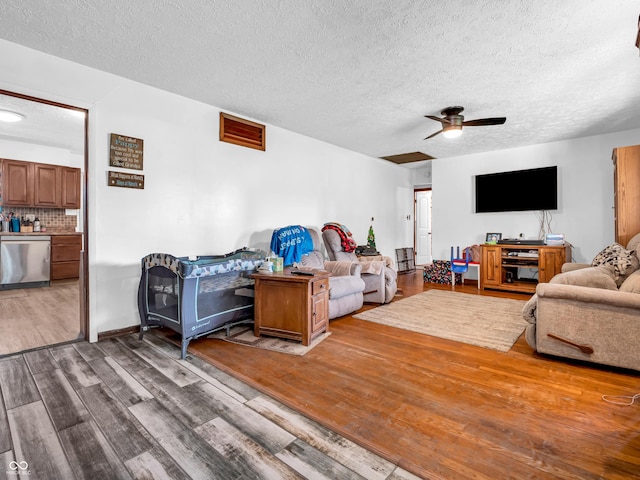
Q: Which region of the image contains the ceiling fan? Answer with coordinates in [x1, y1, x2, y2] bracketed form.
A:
[424, 106, 506, 140]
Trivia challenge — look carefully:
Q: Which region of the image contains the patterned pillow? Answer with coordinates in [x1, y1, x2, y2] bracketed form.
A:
[591, 243, 639, 286]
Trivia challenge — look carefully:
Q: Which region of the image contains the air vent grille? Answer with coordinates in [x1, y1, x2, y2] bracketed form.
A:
[219, 112, 266, 151]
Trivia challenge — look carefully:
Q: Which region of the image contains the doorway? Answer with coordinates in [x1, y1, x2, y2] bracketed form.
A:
[0, 90, 88, 356]
[414, 189, 432, 265]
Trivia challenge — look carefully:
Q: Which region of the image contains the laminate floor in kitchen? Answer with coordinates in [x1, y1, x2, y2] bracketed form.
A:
[0, 280, 81, 356]
[0, 332, 417, 480]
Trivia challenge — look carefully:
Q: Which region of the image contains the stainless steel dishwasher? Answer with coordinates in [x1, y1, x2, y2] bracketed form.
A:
[0, 235, 51, 288]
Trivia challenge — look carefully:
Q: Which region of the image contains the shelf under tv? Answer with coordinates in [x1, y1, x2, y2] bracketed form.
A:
[480, 243, 571, 294]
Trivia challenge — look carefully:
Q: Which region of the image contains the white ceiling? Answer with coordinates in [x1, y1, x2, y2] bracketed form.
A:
[0, 1, 638, 166]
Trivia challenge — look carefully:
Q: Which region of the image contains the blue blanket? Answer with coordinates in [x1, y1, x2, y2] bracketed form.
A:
[270, 225, 314, 266]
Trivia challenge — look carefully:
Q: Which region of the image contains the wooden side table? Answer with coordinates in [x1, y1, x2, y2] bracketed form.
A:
[251, 269, 330, 345]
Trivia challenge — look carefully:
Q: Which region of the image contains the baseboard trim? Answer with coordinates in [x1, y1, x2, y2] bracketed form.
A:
[98, 325, 140, 341]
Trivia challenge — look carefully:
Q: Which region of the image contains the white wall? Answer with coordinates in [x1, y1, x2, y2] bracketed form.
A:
[3, 37, 637, 340]
[0, 139, 82, 167]
[431, 129, 640, 265]
[0, 40, 414, 340]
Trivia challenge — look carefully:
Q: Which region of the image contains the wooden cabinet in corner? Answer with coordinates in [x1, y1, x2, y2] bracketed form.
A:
[1, 158, 81, 208]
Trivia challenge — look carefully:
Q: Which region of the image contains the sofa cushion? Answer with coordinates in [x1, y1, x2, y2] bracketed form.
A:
[549, 265, 618, 290]
[591, 243, 639, 286]
[619, 269, 640, 293]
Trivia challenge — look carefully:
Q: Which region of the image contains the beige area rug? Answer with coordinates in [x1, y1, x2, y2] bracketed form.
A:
[208, 325, 331, 356]
[354, 290, 528, 352]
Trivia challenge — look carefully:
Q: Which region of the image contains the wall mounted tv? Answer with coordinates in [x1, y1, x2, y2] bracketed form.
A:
[475, 166, 557, 213]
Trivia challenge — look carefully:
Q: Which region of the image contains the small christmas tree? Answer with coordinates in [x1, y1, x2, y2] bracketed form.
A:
[367, 225, 376, 249]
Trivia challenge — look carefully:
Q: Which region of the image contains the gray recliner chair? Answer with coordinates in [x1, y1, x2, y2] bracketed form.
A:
[298, 228, 366, 320]
[321, 228, 398, 304]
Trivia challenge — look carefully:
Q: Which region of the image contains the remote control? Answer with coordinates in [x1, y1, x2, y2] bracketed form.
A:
[291, 270, 314, 276]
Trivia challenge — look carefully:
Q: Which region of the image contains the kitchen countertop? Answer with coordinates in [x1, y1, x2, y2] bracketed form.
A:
[0, 232, 83, 236]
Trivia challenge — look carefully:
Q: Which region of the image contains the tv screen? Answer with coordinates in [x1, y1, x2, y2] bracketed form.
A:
[475, 166, 557, 213]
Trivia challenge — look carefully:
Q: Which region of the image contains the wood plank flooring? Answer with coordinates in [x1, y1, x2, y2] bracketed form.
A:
[0, 280, 81, 356]
[2, 272, 639, 479]
[183, 272, 640, 480]
[0, 331, 417, 479]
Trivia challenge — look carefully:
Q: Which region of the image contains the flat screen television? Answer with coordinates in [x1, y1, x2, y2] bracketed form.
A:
[475, 166, 557, 213]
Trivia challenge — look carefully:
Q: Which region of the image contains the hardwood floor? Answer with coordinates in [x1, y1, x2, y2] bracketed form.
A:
[0, 280, 81, 356]
[1, 272, 639, 479]
[184, 272, 640, 479]
[0, 327, 417, 479]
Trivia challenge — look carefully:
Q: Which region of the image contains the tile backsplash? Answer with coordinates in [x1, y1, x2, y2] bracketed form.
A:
[3, 207, 79, 232]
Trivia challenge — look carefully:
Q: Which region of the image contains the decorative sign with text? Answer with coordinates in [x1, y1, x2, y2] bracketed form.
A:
[108, 171, 145, 189]
[109, 133, 144, 170]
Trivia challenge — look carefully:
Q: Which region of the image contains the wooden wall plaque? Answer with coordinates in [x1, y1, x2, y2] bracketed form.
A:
[109, 133, 144, 170]
[108, 171, 144, 189]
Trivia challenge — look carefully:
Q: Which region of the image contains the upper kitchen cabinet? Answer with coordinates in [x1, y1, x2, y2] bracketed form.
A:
[61, 166, 81, 209]
[1, 159, 81, 208]
[33, 162, 60, 207]
[2, 158, 33, 206]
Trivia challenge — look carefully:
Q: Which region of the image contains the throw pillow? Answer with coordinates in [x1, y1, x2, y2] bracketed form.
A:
[619, 269, 640, 293]
[591, 243, 639, 286]
[549, 265, 618, 290]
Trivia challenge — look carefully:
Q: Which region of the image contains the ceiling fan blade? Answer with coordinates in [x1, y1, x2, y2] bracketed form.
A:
[425, 115, 452, 125]
[424, 129, 443, 140]
[462, 117, 506, 126]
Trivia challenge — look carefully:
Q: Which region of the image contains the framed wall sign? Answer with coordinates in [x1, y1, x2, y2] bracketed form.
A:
[108, 171, 144, 189]
[109, 133, 143, 170]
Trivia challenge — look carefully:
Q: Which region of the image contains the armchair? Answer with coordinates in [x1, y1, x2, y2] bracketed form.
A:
[321, 227, 398, 304]
[298, 228, 366, 319]
[523, 233, 640, 371]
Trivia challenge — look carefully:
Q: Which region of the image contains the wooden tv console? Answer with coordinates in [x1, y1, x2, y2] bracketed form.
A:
[480, 243, 571, 294]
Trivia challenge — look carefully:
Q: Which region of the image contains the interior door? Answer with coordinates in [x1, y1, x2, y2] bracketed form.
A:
[415, 190, 432, 265]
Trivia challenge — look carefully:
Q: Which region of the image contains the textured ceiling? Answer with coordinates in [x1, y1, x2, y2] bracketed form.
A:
[0, 93, 86, 154]
[0, 1, 638, 166]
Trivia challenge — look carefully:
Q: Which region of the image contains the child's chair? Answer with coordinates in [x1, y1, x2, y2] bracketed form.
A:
[451, 246, 470, 286]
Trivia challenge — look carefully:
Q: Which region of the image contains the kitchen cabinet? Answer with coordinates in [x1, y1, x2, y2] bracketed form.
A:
[1, 158, 80, 208]
[1, 159, 32, 206]
[33, 163, 60, 207]
[61, 167, 81, 208]
[51, 234, 82, 280]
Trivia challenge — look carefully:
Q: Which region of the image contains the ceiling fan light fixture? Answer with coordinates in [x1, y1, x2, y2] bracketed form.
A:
[0, 110, 25, 122]
[443, 125, 462, 138]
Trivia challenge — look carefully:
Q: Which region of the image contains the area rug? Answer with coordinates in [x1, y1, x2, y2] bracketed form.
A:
[208, 325, 331, 356]
[354, 290, 527, 352]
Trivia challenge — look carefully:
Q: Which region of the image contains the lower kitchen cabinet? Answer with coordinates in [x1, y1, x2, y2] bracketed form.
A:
[51, 234, 82, 280]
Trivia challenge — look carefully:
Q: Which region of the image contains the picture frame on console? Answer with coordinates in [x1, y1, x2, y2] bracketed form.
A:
[485, 232, 502, 244]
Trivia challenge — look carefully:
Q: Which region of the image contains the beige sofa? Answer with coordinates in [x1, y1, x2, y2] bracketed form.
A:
[523, 233, 640, 371]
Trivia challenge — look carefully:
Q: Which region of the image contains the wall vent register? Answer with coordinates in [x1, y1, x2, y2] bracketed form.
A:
[219, 112, 266, 151]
